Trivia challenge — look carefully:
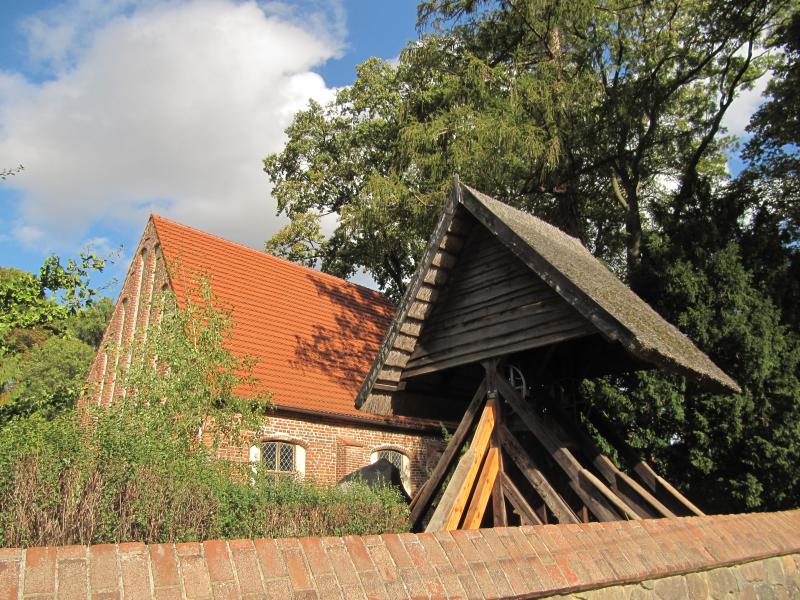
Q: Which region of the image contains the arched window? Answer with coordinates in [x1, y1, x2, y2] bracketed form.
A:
[370, 448, 410, 493]
[250, 440, 306, 476]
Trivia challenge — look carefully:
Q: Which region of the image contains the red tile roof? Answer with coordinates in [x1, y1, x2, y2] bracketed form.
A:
[151, 215, 412, 425]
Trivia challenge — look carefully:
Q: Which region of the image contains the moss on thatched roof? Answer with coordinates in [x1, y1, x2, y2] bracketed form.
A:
[460, 184, 740, 394]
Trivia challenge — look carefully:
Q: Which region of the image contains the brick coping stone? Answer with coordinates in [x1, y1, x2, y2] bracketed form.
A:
[0, 510, 797, 599]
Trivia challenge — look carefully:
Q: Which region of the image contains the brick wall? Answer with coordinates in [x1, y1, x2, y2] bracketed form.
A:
[214, 411, 444, 493]
[81, 219, 167, 411]
[79, 221, 442, 491]
[2, 510, 798, 598]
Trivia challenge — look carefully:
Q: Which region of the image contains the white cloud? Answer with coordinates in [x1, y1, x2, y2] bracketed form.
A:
[0, 0, 341, 251]
[722, 71, 771, 139]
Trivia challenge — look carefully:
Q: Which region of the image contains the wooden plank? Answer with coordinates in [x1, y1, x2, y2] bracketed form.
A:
[443, 399, 497, 530]
[431, 272, 548, 319]
[634, 462, 705, 517]
[409, 379, 487, 529]
[501, 472, 542, 525]
[485, 360, 507, 528]
[596, 454, 674, 518]
[413, 302, 582, 352]
[403, 321, 595, 379]
[458, 186, 629, 347]
[408, 313, 592, 368]
[498, 424, 580, 524]
[496, 377, 624, 522]
[579, 469, 640, 520]
[426, 447, 476, 532]
[463, 447, 501, 529]
[422, 286, 554, 334]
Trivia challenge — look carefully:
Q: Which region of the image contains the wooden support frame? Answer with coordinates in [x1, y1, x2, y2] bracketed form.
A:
[545, 403, 675, 518]
[497, 424, 579, 524]
[500, 472, 542, 525]
[496, 376, 636, 521]
[426, 397, 496, 531]
[417, 357, 701, 532]
[484, 359, 507, 527]
[588, 409, 704, 516]
[410, 379, 487, 528]
[463, 447, 500, 529]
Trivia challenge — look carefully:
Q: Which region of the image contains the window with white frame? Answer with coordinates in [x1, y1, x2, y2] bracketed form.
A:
[249, 441, 305, 476]
[370, 448, 410, 493]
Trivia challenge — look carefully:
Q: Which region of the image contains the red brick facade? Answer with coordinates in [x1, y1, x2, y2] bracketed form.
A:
[81, 217, 443, 492]
[213, 411, 444, 492]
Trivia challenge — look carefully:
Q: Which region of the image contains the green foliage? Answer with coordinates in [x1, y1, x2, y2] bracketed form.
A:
[0, 336, 95, 423]
[0, 408, 408, 547]
[265, 0, 782, 297]
[65, 297, 114, 349]
[0, 255, 114, 427]
[1, 251, 109, 354]
[0, 275, 408, 547]
[121, 278, 272, 445]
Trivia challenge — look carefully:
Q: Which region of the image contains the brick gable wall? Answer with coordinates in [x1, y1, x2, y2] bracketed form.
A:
[80, 220, 442, 490]
[4, 510, 799, 598]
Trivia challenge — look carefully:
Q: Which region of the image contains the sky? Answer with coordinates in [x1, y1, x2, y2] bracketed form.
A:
[0, 0, 769, 299]
[0, 0, 418, 295]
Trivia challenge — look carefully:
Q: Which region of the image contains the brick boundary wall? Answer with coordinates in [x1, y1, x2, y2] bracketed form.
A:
[1, 510, 798, 599]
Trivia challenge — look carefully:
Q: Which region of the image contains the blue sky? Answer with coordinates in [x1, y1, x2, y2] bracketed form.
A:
[0, 0, 767, 299]
[0, 0, 418, 296]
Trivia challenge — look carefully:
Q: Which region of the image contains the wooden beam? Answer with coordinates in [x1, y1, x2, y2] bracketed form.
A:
[497, 424, 579, 524]
[463, 447, 501, 529]
[545, 405, 673, 519]
[588, 410, 704, 517]
[496, 376, 628, 522]
[633, 462, 705, 517]
[426, 447, 476, 532]
[409, 378, 487, 528]
[443, 399, 497, 530]
[500, 472, 542, 526]
[484, 360, 507, 528]
[579, 469, 641, 521]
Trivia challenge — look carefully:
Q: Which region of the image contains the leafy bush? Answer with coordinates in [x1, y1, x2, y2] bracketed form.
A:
[0, 407, 408, 547]
[0, 276, 408, 547]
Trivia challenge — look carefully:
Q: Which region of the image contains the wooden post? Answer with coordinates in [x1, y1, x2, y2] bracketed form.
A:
[444, 398, 496, 530]
[500, 472, 542, 525]
[425, 397, 497, 531]
[463, 447, 501, 529]
[410, 379, 488, 529]
[484, 359, 507, 527]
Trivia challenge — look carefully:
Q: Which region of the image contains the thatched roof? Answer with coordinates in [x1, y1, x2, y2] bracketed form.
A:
[356, 180, 739, 416]
[460, 184, 741, 394]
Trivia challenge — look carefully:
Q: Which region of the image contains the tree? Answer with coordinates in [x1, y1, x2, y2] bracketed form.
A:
[0, 254, 113, 427]
[0, 165, 23, 180]
[265, 0, 799, 511]
[121, 277, 272, 444]
[0, 252, 109, 354]
[265, 0, 786, 297]
[736, 8, 800, 329]
[0, 336, 95, 423]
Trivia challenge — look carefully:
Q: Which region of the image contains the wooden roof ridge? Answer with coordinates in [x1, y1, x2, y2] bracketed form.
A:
[356, 178, 739, 415]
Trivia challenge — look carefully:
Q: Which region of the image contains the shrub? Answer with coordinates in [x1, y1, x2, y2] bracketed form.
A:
[0, 406, 408, 547]
[0, 276, 408, 547]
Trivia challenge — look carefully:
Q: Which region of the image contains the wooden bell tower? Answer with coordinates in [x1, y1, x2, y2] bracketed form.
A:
[356, 178, 741, 532]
